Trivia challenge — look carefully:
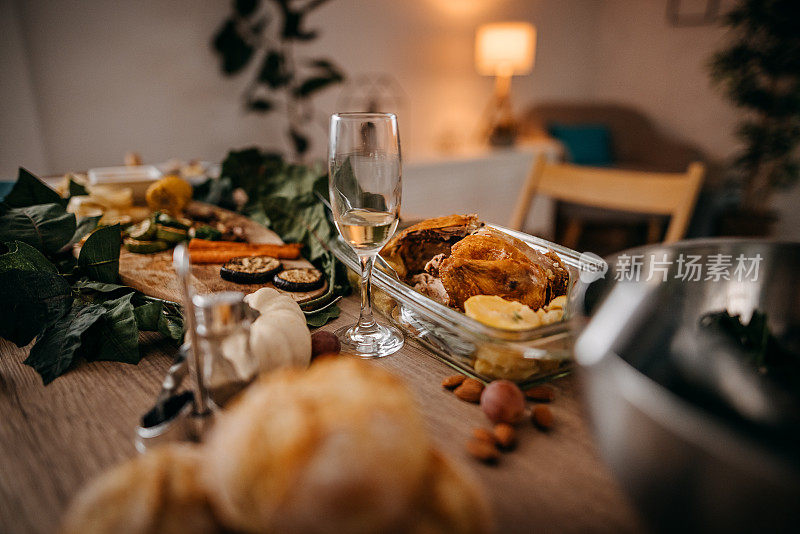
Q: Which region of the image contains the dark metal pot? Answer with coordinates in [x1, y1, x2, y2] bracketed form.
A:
[571, 239, 800, 533]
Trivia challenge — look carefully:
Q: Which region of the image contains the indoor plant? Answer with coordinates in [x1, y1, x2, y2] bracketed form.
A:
[710, 0, 800, 236]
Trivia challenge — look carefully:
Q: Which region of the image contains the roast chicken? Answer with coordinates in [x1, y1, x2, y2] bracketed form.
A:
[381, 215, 569, 312]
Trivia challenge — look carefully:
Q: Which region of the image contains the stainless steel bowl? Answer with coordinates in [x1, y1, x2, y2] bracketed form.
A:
[572, 239, 800, 533]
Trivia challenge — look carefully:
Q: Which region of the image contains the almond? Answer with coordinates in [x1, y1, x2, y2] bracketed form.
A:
[441, 374, 467, 389]
[493, 423, 517, 449]
[525, 385, 555, 402]
[472, 427, 497, 445]
[532, 404, 554, 430]
[453, 378, 484, 403]
[466, 438, 500, 464]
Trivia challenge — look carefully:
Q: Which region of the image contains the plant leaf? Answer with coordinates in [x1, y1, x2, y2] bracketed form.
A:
[59, 215, 101, 254]
[247, 97, 274, 112]
[133, 298, 183, 342]
[0, 204, 77, 255]
[67, 176, 88, 198]
[86, 293, 140, 364]
[293, 74, 343, 98]
[0, 269, 72, 347]
[289, 128, 309, 155]
[78, 224, 121, 283]
[235, 0, 258, 17]
[305, 304, 340, 328]
[0, 240, 58, 274]
[2, 168, 66, 208]
[212, 18, 254, 74]
[24, 303, 105, 384]
[258, 50, 292, 88]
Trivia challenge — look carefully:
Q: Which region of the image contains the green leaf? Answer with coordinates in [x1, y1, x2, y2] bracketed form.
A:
[0, 240, 58, 274]
[2, 168, 66, 208]
[248, 97, 274, 112]
[78, 224, 121, 283]
[0, 204, 77, 255]
[305, 304, 340, 328]
[0, 269, 72, 347]
[212, 18, 255, 74]
[59, 215, 101, 254]
[86, 293, 140, 364]
[293, 74, 343, 98]
[24, 303, 105, 384]
[73, 279, 130, 294]
[133, 299, 183, 342]
[258, 50, 292, 88]
[67, 176, 88, 197]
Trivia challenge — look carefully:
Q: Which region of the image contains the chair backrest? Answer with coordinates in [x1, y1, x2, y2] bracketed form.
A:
[509, 156, 705, 243]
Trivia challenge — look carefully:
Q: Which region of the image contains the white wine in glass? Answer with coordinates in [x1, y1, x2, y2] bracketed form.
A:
[329, 112, 404, 358]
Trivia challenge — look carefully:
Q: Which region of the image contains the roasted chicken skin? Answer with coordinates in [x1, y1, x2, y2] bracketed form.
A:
[439, 232, 569, 310]
[381, 214, 483, 278]
[440, 256, 549, 311]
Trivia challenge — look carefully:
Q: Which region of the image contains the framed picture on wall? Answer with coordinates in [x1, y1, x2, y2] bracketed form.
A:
[666, 0, 721, 27]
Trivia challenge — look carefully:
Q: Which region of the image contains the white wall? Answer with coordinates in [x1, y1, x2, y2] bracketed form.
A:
[0, 0, 49, 179]
[2, 0, 797, 238]
[4, 0, 601, 174]
[591, 0, 738, 161]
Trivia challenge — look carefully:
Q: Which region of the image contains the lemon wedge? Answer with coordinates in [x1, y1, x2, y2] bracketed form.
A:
[464, 295, 542, 331]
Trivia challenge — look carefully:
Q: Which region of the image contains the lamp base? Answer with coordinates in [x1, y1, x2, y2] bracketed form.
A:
[488, 121, 518, 147]
[481, 74, 519, 147]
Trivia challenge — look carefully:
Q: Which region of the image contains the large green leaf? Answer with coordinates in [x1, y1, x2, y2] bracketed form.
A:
[0, 204, 77, 255]
[2, 168, 66, 208]
[59, 215, 101, 254]
[0, 240, 58, 274]
[132, 298, 183, 342]
[24, 303, 105, 384]
[78, 224, 121, 283]
[0, 269, 72, 347]
[86, 293, 140, 364]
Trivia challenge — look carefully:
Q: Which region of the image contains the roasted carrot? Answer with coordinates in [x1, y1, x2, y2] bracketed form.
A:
[187, 239, 302, 261]
[190, 247, 302, 264]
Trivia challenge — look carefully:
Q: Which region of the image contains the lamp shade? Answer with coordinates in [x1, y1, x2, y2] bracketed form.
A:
[475, 22, 536, 77]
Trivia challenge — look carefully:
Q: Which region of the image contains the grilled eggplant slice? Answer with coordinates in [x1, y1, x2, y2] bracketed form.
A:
[220, 255, 282, 284]
[273, 267, 323, 292]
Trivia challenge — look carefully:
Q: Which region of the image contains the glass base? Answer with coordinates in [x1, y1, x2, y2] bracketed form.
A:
[334, 321, 404, 358]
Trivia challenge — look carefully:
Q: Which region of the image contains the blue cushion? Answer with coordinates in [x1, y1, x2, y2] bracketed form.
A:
[547, 123, 613, 167]
[0, 181, 14, 201]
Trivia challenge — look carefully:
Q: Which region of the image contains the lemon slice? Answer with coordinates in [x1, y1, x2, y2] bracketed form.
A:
[464, 295, 542, 331]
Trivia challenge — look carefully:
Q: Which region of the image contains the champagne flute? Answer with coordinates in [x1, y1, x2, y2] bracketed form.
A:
[329, 112, 404, 357]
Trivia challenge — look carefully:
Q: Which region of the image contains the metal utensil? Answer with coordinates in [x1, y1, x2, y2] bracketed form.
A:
[151, 349, 188, 424]
[574, 239, 800, 534]
[173, 243, 211, 416]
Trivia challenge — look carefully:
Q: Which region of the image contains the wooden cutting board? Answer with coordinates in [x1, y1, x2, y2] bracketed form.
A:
[118, 202, 327, 303]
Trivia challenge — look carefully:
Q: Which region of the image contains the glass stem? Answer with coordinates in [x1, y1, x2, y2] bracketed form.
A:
[357, 254, 377, 330]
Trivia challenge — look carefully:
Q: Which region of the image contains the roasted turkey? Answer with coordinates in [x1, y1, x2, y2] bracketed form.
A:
[380, 215, 569, 312]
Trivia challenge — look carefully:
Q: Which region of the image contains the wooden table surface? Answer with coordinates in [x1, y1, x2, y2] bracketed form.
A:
[0, 295, 644, 534]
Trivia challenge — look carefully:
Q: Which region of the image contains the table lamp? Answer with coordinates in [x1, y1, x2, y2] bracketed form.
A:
[475, 22, 536, 146]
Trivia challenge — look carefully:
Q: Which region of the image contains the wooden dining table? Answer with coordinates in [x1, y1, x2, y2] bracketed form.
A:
[0, 294, 644, 534]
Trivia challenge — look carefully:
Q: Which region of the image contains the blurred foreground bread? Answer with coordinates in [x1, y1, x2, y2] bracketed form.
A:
[61, 445, 220, 534]
[62, 358, 490, 534]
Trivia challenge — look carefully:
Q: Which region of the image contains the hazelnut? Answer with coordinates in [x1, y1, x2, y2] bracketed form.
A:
[480, 380, 526, 424]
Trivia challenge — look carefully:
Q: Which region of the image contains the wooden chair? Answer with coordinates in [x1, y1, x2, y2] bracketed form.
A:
[509, 156, 705, 247]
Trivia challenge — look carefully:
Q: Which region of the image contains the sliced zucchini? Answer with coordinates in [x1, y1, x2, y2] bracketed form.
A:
[220, 255, 282, 284]
[155, 224, 189, 243]
[155, 212, 191, 230]
[273, 267, 323, 292]
[124, 237, 170, 254]
[190, 224, 223, 241]
[126, 218, 156, 240]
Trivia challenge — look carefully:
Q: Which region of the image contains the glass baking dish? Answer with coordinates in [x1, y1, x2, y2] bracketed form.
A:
[330, 223, 606, 386]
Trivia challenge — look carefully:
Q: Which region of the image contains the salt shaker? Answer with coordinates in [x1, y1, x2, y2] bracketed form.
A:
[192, 291, 258, 408]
